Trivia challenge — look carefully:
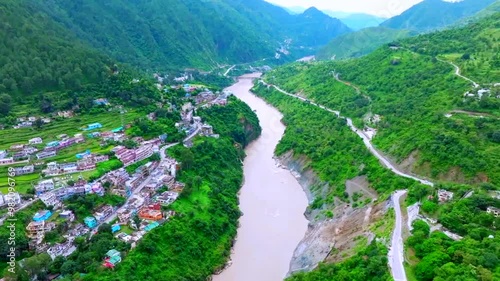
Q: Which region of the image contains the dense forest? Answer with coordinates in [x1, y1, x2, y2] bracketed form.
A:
[262, 13, 500, 187]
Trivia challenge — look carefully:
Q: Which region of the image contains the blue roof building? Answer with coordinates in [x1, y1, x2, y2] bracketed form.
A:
[86, 123, 103, 131]
[33, 210, 52, 222]
[144, 221, 160, 232]
[46, 141, 60, 148]
[84, 216, 98, 228]
[111, 224, 121, 233]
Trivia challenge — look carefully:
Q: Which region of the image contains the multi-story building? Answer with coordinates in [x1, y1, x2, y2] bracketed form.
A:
[14, 165, 35, 176]
[29, 137, 43, 145]
[36, 151, 56, 160]
[39, 192, 60, 207]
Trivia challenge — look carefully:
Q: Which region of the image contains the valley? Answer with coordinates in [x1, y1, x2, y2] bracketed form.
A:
[0, 0, 499, 281]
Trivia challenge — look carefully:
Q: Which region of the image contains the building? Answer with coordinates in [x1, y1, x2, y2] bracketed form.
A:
[86, 123, 103, 130]
[3, 192, 21, 206]
[59, 210, 75, 222]
[57, 111, 74, 118]
[0, 157, 14, 165]
[36, 151, 56, 160]
[437, 189, 454, 203]
[36, 179, 55, 193]
[46, 141, 60, 148]
[47, 242, 76, 260]
[13, 151, 28, 160]
[40, 192, 60, 207]
[26, 221, 56, 240]
[111, 224, 121, 233]
[487, 207, 500, 217]
[138, 207, 162, 221]
[10, 144, 25, 151]
[93, 205, 114, 222]
[33, 210, 52, 222]
[201, 124, 214, 135]
[84, 217, 98, 228]
[144, 221, 160, 232]
[156, 191, 179, 206]
[94, 98, 110, 106]
[29, 137, 43, 145]
[23, 147, 39, 155]
[0, 150, 6, 159]
[103, 249, 122, 268]
[14, 165, 35, 176]
[117, 209, 135, 223]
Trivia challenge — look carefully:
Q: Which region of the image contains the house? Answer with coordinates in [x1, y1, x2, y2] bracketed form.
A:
[201, 124, 214, 135]
[36, 179, 55, 193]
[23, 147, 39, 155]
[103, 249, 122, 268]
[94, 98, 110, 106]
[59, 210, 75, 222]
[46, 141, 60, 148]
[117, 209, 135, 223]
[3, 192, 22, 206]
[84, 217, 98, 228]
[93, 205, 114, 222]
[74, 133, 85, 143]
[57, 111, 74, 118]
[26, 221, 56, 240]
[14, 165, 35, 176]
[47, 242, 76, 260]
[0, 150, 6, 159]
[156, 191, 179, 206]
[13, 151, 28, 160]
[0, 157, 14, 165]
[39, 192, 59, 207]
[115, 233, 132, 243]
[29, 137, 43, 145]
[437, 189, 454, 203]
[33, 210, 52, 222]
[138, 207, 162, 221]
[36, 151, 57, 160]
[10, 144, 25, 151]
[76, 150, 91, 159]
[86, 123, 103, 130]
[487, 207, 500, 218]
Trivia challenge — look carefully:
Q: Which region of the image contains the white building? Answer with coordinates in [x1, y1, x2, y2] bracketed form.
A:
[0, 150, 7, 159]
[29, 137, 43, 145]
[40, 192, 60, 207]
[3, 192, 22, 206]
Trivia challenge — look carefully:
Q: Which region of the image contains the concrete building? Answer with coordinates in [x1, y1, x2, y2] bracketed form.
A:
[40, 192, 60, 207]
[487, 207, 500, 217]
[14, 165, 35, 176]
[0, 157, 14, 165]
[29, 137, 43, 145]
[437, 189, 454, 203]
[36, 151, 57, 160]
[84, 217, 98, 228]
[3, 192, 21, 206]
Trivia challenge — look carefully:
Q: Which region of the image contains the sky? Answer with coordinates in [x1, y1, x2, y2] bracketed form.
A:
[265, 0, 425, 17]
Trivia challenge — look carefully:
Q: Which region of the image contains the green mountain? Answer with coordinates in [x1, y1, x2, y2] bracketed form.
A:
[36, 0, 349, 70]
[455, 0, 500, 25]
[263, 13, 500, 188]
[316, 27, 414, 60]
[380, 0, 496, 32]
[0, 0, 113, 97]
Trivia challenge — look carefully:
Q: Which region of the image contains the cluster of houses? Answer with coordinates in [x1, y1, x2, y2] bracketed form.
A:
[13, 116, 51, 129]
[41, 154, 109, 177]
[463, 87, 500, 100]
[113, 138, 161, 166]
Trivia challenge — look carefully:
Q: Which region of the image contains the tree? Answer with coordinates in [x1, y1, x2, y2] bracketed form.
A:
[0, 93, 12, 116]
[22, 253, 51, 278]
[60, 260, 78, 275]
[179, 149, 194, 170]
[98, 223, 112, 234]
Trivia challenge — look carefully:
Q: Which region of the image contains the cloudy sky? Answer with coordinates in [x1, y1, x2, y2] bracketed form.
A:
[265, 0, 424, 17]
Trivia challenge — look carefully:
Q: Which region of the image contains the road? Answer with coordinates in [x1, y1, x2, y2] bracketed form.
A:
[224, 65, 236, 77]
[388, 190, 407, 281]
[102, 142, 179, 225]
[436, 58, 479, 88]
[261, 80, 434, 187]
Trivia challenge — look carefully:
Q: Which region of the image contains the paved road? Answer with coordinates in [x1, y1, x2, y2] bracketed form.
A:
[261, 80, 434, 187]
[389, 190, 408, 281]
[437, 58, 479, 88]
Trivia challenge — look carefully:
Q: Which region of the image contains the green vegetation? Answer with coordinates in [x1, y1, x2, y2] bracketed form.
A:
[380, 0, 496, 32]
[262, 13, 500, 187]
[198, 96, 261, 147]
[65, 194, 126, 221]
[286, 241, 390, 281]
[317, 27, 414, 60]
[252, 83, 425, 208]
[0, 0, 348, 73]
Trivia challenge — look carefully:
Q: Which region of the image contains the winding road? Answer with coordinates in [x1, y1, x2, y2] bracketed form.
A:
[224, 65, 236, 77]
[259, 80, 437, 281]
[436, 58, 479, 88]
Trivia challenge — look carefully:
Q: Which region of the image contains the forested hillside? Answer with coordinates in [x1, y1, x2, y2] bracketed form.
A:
[316, 27, 414, 60]
[0, 0, 112, 98]
[33, 0, 349, 70]
[263, 14, 500, 188]
[380, 0, 496, 32]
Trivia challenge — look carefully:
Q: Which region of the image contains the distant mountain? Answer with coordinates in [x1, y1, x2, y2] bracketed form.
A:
[454, 0, 500, 25]
[283, 6, 307, 14]
[24, 0, 349, 71]
[317, 27, 414, 60]
[323, 12, 387, 30]
[380, 0, 497, 32]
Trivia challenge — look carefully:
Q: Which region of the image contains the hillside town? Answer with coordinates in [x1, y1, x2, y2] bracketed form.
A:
[0, 81, 233, 270]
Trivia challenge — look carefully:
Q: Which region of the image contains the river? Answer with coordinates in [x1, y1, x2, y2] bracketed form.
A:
[213, 74, 309, 281]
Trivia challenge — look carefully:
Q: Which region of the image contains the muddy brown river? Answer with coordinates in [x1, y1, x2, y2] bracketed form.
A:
[213, 74, 308, 281]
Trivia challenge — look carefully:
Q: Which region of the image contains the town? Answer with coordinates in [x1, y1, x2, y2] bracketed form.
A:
[0, 77, 234, 272]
